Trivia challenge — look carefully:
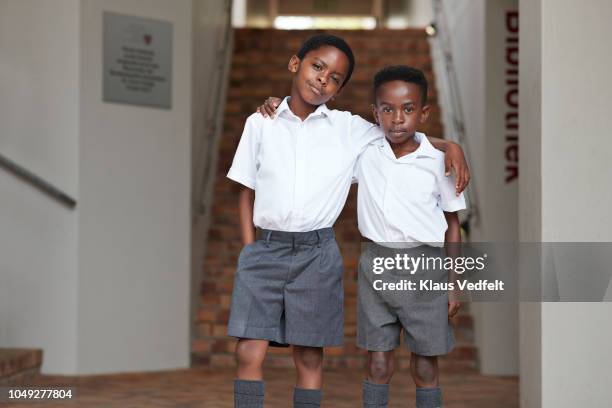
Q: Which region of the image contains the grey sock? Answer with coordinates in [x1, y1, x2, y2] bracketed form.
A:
[362, 380, 389, 408]
[234, 379, 264, 408]
[293, 387, 322, 408]
[416, 386, 442, 408]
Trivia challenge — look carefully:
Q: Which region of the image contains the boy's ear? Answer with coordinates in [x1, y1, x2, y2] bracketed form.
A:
[288, 55, 300, 73]
[371, 103, 380, 124]
[420, 104, 431, 123]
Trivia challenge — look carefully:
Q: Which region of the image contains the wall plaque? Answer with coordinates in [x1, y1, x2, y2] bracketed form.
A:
[103, 12, 172, 109]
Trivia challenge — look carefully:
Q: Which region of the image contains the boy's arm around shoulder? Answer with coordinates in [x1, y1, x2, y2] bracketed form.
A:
[437, 154, 467, 214]
[427, 136, 470, 195]
[348, 114, 384, 154]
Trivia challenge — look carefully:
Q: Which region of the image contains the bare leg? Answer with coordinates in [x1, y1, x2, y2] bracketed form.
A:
[410, 353, 439, 387]
[411, 353, 441, 408]
[363, 350, 394, 407]
[292, 346, 324, 407]
[366, 350, 395, 384]
[235, 339, 269, 380]
[292, 346, 324, 389]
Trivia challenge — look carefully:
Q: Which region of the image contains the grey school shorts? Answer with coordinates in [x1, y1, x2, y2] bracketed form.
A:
[357, 243, 454, 356]
[227, 228, 344, 347]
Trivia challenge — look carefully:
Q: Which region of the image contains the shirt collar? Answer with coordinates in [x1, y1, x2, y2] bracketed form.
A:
[275, 97, 291, 117]
[274, 96, 333, 123]
[377, 132, 437, 160]
[413, 132, 438, 159]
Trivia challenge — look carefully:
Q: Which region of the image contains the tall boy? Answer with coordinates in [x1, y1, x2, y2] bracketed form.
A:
[354, 65, 465, 408]
[227, 35, 468, 408]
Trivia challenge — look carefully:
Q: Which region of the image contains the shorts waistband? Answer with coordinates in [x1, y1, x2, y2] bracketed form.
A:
[363, 240, 442, 257]
[256, 228, 335, 245]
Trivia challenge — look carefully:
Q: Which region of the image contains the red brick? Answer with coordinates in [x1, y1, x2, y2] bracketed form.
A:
[197, 309, 215, 323]
[212, 324, 228, 337]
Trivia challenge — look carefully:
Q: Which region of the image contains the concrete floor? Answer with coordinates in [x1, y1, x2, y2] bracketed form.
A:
[5, 367, 518, 407]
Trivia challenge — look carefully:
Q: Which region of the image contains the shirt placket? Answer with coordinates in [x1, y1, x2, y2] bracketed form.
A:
[381, 155, 392, 243]
[291, 120, 306, 230]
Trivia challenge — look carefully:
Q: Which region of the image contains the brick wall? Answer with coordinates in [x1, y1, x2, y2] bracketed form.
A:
[192, 29, 476, 371]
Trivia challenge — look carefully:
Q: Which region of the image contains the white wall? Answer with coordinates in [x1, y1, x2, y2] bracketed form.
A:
[76, 0, 192, 374]
[539, 0, 612, 405]
[518, 0, 541, 404]
[0, 0, 80, 373]
[406, 0, 433, 27]
[479, 0, 519, 376]
[1, 0, 193, 375]
[0, 0, 80, 193]
[520, 0, 612, 406]
[434, 0, 519, 375]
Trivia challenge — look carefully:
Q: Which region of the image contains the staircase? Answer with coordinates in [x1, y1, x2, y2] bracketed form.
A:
[0, 348, 42, 385]
[192, 28, 476, 371]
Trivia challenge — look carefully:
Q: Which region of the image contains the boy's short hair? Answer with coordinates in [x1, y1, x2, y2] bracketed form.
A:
[296, 34, 355, 88]
[373, 65, 428, 105]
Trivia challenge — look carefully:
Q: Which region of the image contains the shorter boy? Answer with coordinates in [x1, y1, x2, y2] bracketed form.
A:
[353, 66, 466, 408]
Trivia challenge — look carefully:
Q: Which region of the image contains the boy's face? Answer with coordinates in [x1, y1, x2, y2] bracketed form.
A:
[372, 80, 430, 145]
[288, 45, 349, 106]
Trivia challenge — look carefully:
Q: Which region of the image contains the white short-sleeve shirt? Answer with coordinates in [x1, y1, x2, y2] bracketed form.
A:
[354, 132, 466, 245]
[227, 97, 382, 232]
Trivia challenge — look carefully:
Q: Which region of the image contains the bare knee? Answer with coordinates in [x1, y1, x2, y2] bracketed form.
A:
[293, 346, 323, 372]
[410, 354, 438, 387]
[235, 339, 267, 369]
[367, 351, 395, 384]
[293, 346, 323, 389]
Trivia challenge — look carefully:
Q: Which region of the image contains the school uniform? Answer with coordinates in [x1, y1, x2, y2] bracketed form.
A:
[226, 96, 381, 347]
[353, 132, 466, 355]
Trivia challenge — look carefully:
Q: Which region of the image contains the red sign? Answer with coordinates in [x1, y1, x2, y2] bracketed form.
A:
[505, 11, 519, 183]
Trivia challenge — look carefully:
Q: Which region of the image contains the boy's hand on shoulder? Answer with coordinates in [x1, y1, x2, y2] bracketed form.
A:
[256, 97, 282, 118]
[444, 142, 471, 196]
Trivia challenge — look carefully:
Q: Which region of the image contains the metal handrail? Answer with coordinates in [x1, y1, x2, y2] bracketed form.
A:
[429, 0, 480, 232]
[0, 153, 76, 208]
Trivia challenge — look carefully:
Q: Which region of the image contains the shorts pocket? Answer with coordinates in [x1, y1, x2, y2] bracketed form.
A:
[237, 241, 264, 269]
[319, 239, 344, 275]
[317, 240, 344, 326]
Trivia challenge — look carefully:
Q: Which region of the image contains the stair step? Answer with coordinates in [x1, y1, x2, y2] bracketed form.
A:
[0, 348, 43, 386]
